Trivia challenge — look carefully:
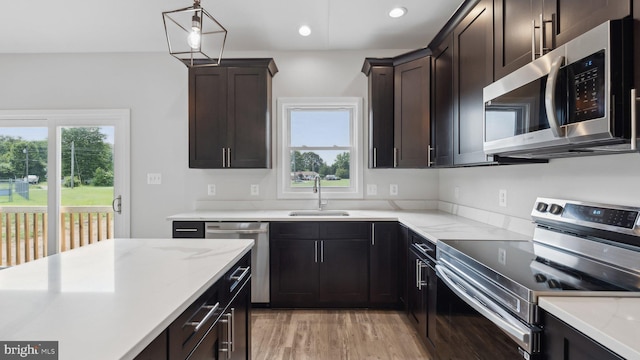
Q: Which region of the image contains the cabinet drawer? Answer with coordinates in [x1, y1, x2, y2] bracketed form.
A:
[172, 221, 205, 238]
[270, 222, 320, 239]
[409, 231, 436, 260]
[168, 281, 223, 360]
[320, 222, 369, 239]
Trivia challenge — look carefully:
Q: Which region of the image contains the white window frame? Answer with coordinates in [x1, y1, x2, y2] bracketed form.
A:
[277, 97, 363, 200]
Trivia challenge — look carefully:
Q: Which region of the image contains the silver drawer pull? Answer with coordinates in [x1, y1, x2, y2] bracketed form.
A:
[229, 266, 250, 291]
[175, 228, 199, 232]
[186, 302, 220, 332]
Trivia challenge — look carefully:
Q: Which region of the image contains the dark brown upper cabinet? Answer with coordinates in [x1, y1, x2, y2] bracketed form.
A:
[189, 59, 277, 169]
[430, 33, 455, 167]
[394, 55, 432, 168]
[362, 53, 432, 169]
[362, 58, 395, 168]
[495, 0, 631, 80]
[453, 0, 494, 166]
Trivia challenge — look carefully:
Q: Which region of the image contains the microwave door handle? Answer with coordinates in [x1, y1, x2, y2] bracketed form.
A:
[545, 55, 565, 138]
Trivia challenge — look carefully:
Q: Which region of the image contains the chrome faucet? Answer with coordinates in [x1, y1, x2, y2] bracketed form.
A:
[312, 175, 325, 210]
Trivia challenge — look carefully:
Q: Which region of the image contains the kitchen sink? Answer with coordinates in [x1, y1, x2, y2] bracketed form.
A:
[288, 210, 350, 217]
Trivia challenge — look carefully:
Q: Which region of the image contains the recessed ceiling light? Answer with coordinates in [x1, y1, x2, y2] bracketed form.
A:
[389, 7, 407, 18]
[298, 25, 311, 37]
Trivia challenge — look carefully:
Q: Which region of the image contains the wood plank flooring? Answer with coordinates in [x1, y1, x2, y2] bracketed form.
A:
[251, 309, 433, 360]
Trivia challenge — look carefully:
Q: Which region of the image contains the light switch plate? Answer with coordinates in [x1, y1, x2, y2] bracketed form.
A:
[207, 184, 216, 196]
[250, 184, 259, 196]
[147, 173, 161, 185]
[390, 184, 398, 196]
[366, 184, 377, 196]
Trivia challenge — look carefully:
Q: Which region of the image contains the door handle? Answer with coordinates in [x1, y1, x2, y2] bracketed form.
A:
[222, 148, 226, 167]
[227, 148, 231, 168]
[111, 195, 122, 214]
[631, 89, 638, 151]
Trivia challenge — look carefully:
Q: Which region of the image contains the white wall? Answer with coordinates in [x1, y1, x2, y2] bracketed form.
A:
[0, 50, 439, 238]
[439, 153, 640, 220]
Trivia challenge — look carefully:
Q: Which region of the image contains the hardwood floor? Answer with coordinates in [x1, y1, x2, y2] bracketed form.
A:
[251, 309, 433, 360]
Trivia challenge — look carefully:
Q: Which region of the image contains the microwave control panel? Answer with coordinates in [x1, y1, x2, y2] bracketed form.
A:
[567, 50, 605, 124]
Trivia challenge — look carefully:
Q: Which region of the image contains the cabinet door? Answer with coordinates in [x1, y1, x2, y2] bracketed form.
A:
[407, 250, 427, 340]
[227, 67, 271, 168]
[394, 57, 431, 168]
[425, 264, 437, 352]
[370, 222, 399, 306]
[189, 67, 228, 168]
[543, 312, 624, 360]
[187, 324, 221, 360]
[544, 0, 631, 48]
[223, 280, 250, 360]
[368, 65, 395, 168]
[431, 34, 454, 167]
[269, 239, 319, 306]
[398, 225, 409, 312]
[134, 330, 167, 360]
[318, 239, 369, 306]
[453, 0, 493, 165]
[494, 0, 541, 80]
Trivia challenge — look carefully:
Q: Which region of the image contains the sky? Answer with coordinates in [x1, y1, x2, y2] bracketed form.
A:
[290, 109, 350, 165]
[0, 126, 115, 144]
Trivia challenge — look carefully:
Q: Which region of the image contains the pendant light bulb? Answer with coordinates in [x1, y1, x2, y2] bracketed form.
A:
[188, 13, 202, 50]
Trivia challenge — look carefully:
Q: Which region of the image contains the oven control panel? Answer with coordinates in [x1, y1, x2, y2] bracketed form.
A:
[532, 197, 640, 235]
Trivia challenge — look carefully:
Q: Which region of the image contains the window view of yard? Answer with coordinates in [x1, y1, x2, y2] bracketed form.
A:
[0, 126, 115, 267]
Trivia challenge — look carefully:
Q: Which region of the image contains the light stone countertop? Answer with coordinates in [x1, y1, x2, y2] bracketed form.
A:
[539, 297, 640, 360]
[168, 209, 534, 243]
[0, 238, 253, 360]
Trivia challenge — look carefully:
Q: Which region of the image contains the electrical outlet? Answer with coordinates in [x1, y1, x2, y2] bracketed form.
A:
[366, 184, 377, 196]
[147, 173, 161, 185]
[390, 184, 399, 196]
[499, 189, 507, 207]
[207, 184, 216, 196]
[250, 184, 259, 196]
[454, 186, 460, 199]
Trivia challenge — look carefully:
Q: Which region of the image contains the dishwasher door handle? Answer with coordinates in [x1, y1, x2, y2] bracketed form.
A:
[205, 228, 268, 235]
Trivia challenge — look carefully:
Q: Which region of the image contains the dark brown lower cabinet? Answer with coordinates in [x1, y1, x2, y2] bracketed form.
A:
[270, 238, 369, 307]
[407, 231, 437, 356]
[370, 222, 399, 307]
[134, 252, 251, 360]
[543, 311, 623, 360]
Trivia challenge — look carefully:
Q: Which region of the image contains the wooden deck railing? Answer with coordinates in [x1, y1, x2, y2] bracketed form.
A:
[0, 206, 114, 267]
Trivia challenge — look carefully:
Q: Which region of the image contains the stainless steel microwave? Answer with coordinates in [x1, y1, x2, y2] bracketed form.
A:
[483, 19, 637, 159]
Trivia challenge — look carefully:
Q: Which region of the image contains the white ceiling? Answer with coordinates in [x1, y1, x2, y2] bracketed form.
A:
[0, 0, 462, 54]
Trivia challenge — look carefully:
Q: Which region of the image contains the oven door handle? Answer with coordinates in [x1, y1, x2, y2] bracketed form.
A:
[436, 264, 536, 353]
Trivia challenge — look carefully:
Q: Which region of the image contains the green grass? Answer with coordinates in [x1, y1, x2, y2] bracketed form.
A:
[0, 183, 113, 206]
[291, 179, 351, 188]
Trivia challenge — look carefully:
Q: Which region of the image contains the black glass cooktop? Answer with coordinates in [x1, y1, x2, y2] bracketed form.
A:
[438, 239, 625, 293]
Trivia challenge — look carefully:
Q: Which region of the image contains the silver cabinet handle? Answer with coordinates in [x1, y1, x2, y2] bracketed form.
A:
[371, 224, 375, 246]
[314, 240, 318, 263]
[175, 228, 199, 232]
[418, 261, 428, 290]
[539, 13, 545, 58]
[320, 240, 324, 263]
[227, 148, 231, 168]
[631, 89, 638, 151]
[393, 148, 398, 167]
[222, 148, 226, 167]
[186, 302, 220, 332]
[415, 259, 420, 289]
[220, 311, 233, 359]
[427, 145, 434, 167]
[531, 19, 537, 61]
[545, 56, 565, 138]
[373, 147, 377, 168]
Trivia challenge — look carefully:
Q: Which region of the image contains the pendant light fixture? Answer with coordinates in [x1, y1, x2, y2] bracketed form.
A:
[162, 0, 227, 67]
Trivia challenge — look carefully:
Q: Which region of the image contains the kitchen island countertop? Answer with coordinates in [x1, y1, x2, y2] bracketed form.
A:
[0, 238, 253, 360]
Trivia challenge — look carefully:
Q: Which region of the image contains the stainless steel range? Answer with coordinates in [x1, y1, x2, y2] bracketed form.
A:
[435, 197, 640, 360]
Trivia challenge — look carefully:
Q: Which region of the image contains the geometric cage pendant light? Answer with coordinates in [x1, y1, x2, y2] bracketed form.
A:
[162, 0, 227, 67]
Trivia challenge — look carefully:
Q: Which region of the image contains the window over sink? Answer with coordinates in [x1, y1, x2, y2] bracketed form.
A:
[277, 97, 363, 199]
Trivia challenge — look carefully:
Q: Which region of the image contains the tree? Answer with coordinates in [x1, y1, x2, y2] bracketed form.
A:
[333, 152, 350, 179]
[61, 128, 113, 183]
[301, 152, 325, 172]
[290, 150, 304, 173]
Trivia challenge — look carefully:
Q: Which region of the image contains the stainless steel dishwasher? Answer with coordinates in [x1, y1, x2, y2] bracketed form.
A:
[205, 222, 269, 305]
